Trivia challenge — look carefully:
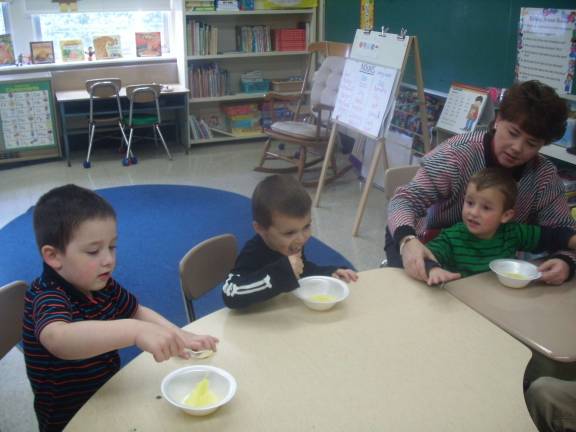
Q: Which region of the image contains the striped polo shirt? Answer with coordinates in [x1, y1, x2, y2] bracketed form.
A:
[387, 129, 576, 273]
[23, 263, 138, 432]
[426, 222, 573, 277]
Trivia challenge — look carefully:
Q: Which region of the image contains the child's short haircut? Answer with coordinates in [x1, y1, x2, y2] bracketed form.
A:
[252, 175, 311, 228]
[33, 184, 116, 252]
[469, 168, 518, 211]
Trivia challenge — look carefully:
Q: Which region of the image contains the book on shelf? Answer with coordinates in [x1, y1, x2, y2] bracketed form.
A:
[189, 63, 230, 98]
[236, 25, 271, 53]
[135, 32, 162, 57]
[60, 39, 84, 62]
[189, 115, 214, 140]
[238, 0, 255, 10]
[0, 34, 15, 65]
[187, 20, 218, 56]
[217, 0, 239, 11]
[93, 35, 122, 60]
[185, 0, 216, 11]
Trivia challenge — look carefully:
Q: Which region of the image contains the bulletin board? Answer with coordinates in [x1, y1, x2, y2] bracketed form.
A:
[0, 73, 59, 165]
[324, 0, 576, 94]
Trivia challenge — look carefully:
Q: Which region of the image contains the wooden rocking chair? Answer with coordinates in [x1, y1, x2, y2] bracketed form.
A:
[255, 41, 353, 185]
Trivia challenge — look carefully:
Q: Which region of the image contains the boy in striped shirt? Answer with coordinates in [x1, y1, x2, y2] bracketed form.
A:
[23, 184, 218, 431]
[426, 168, 576, 286]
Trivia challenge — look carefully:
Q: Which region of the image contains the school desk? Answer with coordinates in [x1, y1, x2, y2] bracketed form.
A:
[445, 272, 576, 363]
[64, 268, 536, 432]
[55, 84, 189, 166]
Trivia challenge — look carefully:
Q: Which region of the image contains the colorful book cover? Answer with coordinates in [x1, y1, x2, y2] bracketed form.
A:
[135, 32, 162, 57]
[60, 39, 84, 62]
[93, 35, 122, 60]
[0, 34, 15, 66]
[30, 41, 55, 64]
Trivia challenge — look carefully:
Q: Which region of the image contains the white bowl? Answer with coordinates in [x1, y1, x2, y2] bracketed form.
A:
[489, 259, 541, 288]
[293, 276, 349, 311]
[161, 365, 237, 416]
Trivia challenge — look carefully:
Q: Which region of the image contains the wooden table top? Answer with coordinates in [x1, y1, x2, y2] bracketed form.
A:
[65, 268, 536, 432]
[446, 271, 576, 363]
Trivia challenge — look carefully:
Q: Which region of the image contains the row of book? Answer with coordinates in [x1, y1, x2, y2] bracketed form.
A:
[189, 114, 214, 140]
[187, 20, 218, 56]
[236, 25, 272, 53]
[185, 0, 216, 11]
[189, 63, 230, 98]
[186, 0, 255, 11]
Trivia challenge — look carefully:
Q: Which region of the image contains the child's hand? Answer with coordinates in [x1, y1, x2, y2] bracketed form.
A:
[134, 322, 187, 363]
[178, 330, 219, 358]
[332, 268, 358, 282]
[427, 267, 461, 286]
[289, 253, 304, 279]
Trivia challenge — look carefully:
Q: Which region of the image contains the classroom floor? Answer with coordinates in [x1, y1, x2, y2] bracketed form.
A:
[0, 139, 393, 431]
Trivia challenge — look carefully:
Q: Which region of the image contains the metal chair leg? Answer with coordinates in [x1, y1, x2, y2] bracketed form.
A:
[155, 124, 172, 160]
[85, 123, 96, 168]
[123, 128, 134, 166]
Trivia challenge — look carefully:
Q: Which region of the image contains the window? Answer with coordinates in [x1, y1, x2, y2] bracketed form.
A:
[0, 3, 10, 35]
[33, 11, 171, 62]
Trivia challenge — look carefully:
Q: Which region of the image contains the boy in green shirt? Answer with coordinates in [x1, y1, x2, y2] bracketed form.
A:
[425, 167, 576, 286]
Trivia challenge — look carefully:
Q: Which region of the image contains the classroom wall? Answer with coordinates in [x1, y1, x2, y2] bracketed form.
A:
[325, 0, 576, 93]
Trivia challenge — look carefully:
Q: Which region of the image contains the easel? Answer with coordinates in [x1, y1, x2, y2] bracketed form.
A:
[313, 28, 430, 236]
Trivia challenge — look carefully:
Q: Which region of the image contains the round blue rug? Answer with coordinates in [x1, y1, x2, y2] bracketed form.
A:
[1, 184, 352, 363]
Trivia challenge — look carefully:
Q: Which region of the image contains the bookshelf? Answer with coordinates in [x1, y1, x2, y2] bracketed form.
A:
[181, 6, 317, 145]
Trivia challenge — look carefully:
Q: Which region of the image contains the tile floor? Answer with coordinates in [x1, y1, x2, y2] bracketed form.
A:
[0, 140, 396, 431]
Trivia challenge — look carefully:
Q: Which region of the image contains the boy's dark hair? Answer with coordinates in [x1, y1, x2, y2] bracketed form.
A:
[469, 168, 518, 211]
[252, 175, 311, 228]
[33, 184, 116, 252]
[499, 80, 568, 144]
[475, 96, 483, 102]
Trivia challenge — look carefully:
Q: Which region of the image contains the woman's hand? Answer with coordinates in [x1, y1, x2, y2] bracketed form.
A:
[401, 238, 437, 282]
[538, 258, 569, 285]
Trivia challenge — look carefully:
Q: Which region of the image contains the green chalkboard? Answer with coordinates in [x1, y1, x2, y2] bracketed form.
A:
[325, 0, 576, 94]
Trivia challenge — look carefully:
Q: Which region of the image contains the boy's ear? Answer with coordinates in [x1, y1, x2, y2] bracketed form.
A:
[41, 245, 63, 270]
[500, 208, 515, 224]
[252, 221, 265, 237]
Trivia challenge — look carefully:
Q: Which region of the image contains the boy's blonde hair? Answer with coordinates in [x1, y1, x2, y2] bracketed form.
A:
[252, 175, 311, 228]
[469, 168, 518, 211]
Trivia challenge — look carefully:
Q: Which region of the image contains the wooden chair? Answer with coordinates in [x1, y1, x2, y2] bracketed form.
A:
[179, 234, 237, 322]
[123, 84, 172, 166]
[0, 280, 27, 360]
[255, 41, 352, 185]
[84, 78, 129, 168]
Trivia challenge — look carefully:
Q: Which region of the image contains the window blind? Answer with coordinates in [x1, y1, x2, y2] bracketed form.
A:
[24, 0, 171, 13]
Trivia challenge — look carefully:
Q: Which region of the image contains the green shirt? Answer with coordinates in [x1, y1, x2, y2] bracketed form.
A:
[426, 222, 543, 277]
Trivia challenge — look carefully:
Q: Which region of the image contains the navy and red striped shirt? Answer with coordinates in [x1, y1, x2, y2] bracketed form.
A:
[23, 263, 138, 432]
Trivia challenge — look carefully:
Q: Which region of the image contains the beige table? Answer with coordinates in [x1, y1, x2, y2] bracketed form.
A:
[445, 272, 576, 363]
[65, 269, 536, 431]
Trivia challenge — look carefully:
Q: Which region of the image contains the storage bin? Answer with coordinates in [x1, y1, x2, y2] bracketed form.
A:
[240, 79, 270, 93]
[271, 80, 303, 92]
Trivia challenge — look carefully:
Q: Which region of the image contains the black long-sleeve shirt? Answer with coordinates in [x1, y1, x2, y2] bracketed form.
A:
[222, 235, 337, 309]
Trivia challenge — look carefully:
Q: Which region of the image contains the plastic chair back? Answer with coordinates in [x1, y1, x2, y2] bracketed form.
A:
[0, 280, 27, 359]
[85, 78, 122, 98]
[384, 165, 419, 200]
[179, 234, 237, 322]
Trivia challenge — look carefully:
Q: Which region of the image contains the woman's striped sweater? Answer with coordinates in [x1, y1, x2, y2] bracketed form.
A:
[387, 129, 576, 273]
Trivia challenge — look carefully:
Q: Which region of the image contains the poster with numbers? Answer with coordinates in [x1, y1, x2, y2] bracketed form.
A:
[332, 58, 398, 139]
[0, 80, 56, 151]
[435, 83, 489, 135]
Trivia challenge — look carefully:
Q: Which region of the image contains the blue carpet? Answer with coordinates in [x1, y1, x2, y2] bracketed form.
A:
[0, 184, 352, 364]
